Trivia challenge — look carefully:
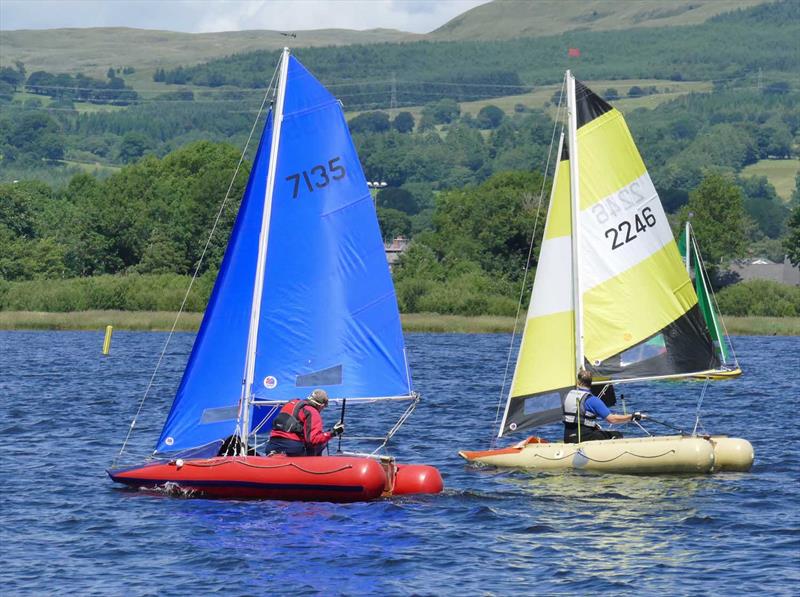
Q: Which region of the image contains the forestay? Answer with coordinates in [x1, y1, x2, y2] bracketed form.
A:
[156, 54, 411, 457]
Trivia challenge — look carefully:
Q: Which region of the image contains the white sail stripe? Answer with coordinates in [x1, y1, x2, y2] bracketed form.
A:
[578, 172, 674, 293]
[528, 235, 573, 318]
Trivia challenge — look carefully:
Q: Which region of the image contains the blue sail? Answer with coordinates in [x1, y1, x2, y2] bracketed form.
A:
[250, 56, 411, 411]
[155, 55, 410, 456]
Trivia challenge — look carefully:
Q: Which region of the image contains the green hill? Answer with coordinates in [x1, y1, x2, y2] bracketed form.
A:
[0, 27, 421, 78]
[0, 0, 773, 78]
[431, 0, 770, 40]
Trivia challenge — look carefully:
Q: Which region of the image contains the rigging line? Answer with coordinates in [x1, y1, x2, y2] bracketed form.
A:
[490, 72, 567, 446]
[111, 60, 281, 469]
[691, 230, 740, 368]
[692, 376, 711, 436]
[370, 394, 419, 455]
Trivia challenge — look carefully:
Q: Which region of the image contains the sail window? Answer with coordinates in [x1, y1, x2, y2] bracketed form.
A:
[296, 365, 343, 387]
[200, 405, 240, 424]
[524, 392, 562, 415]
[620, 334, 667, 367]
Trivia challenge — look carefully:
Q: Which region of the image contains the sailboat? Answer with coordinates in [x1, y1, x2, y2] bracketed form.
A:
[460, 72, 753, 474]
[108, 49, 443, 501]
[678, 222, 742, 378]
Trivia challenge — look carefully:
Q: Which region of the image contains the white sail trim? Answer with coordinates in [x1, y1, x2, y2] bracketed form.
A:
[528, 235, 573, 318]
[579, 171, 673, 293]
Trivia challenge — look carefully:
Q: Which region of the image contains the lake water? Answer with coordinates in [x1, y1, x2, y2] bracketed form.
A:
[1, 331, 798, 595]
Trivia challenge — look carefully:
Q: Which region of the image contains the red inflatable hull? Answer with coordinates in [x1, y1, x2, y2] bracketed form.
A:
[108, 455, 442, 502]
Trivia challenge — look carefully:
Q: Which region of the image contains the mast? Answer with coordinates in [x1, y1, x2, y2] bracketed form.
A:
[684, 221, 691, 272]
[566, 71, 584, 373]
[239, 47, 290, 454]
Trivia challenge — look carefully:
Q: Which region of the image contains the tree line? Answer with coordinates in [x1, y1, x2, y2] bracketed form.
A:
[1, 141, 798, 317]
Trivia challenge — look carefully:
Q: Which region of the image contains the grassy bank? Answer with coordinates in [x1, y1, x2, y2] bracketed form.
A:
[0, 310, 203, 331]
[721, 316, 800, 336]
[0, 311, 798, 335]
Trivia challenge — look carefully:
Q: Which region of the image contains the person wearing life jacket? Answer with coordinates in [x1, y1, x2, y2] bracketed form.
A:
[264, 389, 344, 456]
[563, 369, 645, 443]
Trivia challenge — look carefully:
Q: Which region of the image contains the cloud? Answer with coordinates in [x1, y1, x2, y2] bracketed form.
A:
[1, 0, 490, 34]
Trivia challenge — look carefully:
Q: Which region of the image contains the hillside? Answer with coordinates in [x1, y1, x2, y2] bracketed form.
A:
[0, 0, 773, 78]
[0, 27, 421, 78]
[431, 0, 770, 40]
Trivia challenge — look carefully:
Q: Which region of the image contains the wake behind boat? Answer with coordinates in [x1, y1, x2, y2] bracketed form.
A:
[109, 49, 442, 501]
[460, 72, 753, 475]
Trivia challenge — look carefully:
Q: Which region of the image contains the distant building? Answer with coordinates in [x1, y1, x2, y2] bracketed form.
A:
[727, 257, 800, 286]
[385, 235, 410, 270]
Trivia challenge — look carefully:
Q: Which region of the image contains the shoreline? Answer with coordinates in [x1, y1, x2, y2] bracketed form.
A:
[0, 311, 797, 335]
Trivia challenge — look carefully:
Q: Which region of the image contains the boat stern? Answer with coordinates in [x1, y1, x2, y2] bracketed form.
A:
[709, 436, 754, 472]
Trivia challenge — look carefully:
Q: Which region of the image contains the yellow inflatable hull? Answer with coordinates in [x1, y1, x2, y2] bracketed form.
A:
[459, 435, 753, 475]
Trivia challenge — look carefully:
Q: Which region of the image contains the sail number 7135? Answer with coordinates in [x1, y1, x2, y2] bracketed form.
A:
[604, 207, 656, 250]
[285, 157, 346, 199]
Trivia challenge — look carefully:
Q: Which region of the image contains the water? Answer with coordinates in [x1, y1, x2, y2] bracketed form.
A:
[1, 331, 798, 595]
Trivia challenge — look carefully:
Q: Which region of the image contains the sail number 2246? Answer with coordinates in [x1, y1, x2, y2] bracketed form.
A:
[604, 207, 656, 251]
[285, 157, 346, 199]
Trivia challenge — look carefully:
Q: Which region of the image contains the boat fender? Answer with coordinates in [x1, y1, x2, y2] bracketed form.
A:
[391, 464, 444, 496]
[272, 400, 310, 435]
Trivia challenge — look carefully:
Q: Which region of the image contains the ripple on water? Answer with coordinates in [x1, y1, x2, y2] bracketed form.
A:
[1, 333, 799, 594]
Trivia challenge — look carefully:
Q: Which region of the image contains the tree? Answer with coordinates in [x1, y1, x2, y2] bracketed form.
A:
[8, 112, 65, 161]
[784, 172, 800, 265]
[476, 105, 505, 129]
[421, 99, 460, 125]
[393, 111, 414, 133]
[604, 88, 619, 100]
[679, 173, 748, 267]
[377, 207, 411, 241]
[348, 111, 390, 134]
[429, 171, 544, 278]
[739, 175, 788, 239]
[0, 67, 24, 92]
[376, 187, 418, 215]
[117, 132, 152, 163]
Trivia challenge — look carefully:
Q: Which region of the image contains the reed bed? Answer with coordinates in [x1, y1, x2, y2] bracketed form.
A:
[0, 310, 203, 331]
[0, 311, 797, 336]
[723, 316, 800, 336]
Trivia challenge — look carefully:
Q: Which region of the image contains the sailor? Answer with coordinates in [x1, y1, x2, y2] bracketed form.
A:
[264, 389, 344, 456]
[563, 369, 645, 443]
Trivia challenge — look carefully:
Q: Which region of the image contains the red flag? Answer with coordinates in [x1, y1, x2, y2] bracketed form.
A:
[568, 48, 581, 57]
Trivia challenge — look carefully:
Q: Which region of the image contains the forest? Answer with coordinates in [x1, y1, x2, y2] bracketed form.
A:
[0, 0, 798, 317]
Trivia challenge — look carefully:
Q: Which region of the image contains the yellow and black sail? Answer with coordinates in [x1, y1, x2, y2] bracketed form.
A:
[499, 77, 718, 437]
[501, 140, 575, 434]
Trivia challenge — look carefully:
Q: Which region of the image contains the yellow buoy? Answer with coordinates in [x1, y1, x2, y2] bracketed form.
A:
[102, 325, 113, 355]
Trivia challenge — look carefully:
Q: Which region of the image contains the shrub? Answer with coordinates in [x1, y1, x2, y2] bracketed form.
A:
[0, 273, 211, 312]
[716, 280, 800, 317]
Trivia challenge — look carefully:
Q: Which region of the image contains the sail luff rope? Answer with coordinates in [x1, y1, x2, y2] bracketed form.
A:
[111, 61, 281, 468]
[490, 73, 568, 446]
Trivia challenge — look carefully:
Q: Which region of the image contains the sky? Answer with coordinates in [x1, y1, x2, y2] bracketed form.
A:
[1, 0, 491, 34]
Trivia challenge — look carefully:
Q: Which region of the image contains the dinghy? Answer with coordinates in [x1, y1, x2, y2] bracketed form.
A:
[109, 49, 442, 501]
[678, 222, 742, 378]
[460, 72, 753, 475]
